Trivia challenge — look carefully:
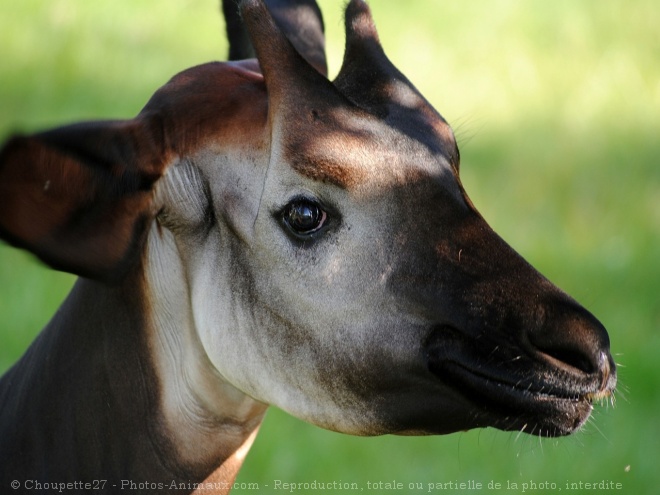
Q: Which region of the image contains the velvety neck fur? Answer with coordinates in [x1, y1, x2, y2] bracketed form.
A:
[0, 271, 264, 494]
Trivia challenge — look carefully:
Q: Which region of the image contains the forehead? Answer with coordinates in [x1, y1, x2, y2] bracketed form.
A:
[280, 104, 459, 193]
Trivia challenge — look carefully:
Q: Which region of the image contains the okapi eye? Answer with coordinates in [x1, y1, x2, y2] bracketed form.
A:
[282, 199, 328, 237]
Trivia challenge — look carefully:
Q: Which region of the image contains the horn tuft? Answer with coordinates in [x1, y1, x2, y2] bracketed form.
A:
[344, 0, 380, 45]
[240, 0, 345, 120]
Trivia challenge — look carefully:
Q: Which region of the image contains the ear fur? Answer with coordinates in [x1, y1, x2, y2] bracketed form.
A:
[0, 117, 171, 282]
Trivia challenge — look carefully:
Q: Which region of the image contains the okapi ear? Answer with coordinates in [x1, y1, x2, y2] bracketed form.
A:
[0, 117, 171, 282]
[224, 0, 257, 60]
[225, 0, 327, 76]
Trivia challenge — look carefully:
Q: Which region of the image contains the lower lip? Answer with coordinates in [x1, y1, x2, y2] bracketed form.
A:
[430, 362, 595, 436]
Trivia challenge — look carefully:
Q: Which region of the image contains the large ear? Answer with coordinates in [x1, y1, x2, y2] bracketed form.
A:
[0, 117, 172, 282]
[223, 0, 327, 76]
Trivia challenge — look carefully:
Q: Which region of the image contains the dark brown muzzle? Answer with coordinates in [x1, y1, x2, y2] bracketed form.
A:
[420, 211, 616, 436]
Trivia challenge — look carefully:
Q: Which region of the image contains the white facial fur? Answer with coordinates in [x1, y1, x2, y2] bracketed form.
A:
[145, 123, 466, 438]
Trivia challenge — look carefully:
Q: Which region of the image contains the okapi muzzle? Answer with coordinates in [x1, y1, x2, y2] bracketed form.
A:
[0, 0, 616, 490]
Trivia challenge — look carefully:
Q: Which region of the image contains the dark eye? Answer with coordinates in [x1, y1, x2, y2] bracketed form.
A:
[282, 199, 328, 237]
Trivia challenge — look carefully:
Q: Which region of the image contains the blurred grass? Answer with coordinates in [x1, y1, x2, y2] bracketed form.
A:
[1, 0, 658, 493]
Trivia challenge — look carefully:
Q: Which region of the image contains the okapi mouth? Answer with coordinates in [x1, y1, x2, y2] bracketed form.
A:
[424, 325, 616, 437]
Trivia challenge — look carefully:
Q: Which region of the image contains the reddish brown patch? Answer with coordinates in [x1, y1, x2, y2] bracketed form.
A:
[286, 131, 371, 189]
[143, 60, 269, 155]
[280, 105, 383, 190]
[0, 120, 168, 281]
[0, 60, 270, 281]
[289, 154, 365, 189]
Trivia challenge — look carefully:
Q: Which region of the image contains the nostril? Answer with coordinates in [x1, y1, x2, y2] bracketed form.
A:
[536, 344, 597, 375]
[528, 297, 612, 377]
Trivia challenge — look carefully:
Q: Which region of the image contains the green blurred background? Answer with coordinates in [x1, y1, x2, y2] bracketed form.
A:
[1, 0, 657, 493]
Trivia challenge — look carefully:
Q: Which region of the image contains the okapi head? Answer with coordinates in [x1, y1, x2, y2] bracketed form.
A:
[0, 0, 614, 447]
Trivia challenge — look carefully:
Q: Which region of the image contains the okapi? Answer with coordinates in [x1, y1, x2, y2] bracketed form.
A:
[0, 0, 615, 493]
